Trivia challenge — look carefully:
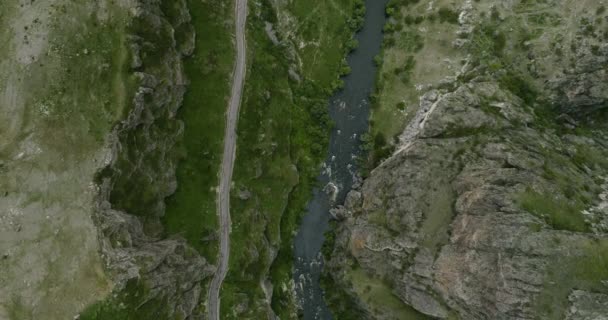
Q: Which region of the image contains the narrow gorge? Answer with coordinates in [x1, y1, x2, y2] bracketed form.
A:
[1, 0, 607, 319]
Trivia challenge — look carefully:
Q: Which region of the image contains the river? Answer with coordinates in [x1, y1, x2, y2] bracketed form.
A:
[293, 0, 389, 318]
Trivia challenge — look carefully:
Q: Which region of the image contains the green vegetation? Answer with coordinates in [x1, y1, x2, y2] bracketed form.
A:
[360, 131, 396, 169]
[438, 7, 459, 24]
[467, 22, 508, 66]
[212, 0, 365, 318]
[163, 0, 234, 263]
[36, 3, 134, 158]
[369, 0, 470, 171]
[519, 189, 588, 233]
[101, 0, 193, 221]
[346, 268, 430, 319]
[535, 239, 608, 319]
[497, 72, 537, 106]
[515, 131, 608, 233]
[79, 0, 235, 317]
[320, 271, 369, 320]
[319, 222, 369, 319]
[80, 280, 171, 320]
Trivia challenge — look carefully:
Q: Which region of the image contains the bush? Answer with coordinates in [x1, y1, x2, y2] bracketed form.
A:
[498, 72, 537, 105]
[383, 36, 396, 47]
[345, 38, 359, 52]
[383, 22, 396, 33]
[438, 7, 459, 24]
[373, 54, 383, 66]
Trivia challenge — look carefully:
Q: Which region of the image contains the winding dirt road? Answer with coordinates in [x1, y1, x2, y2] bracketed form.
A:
[207, 0, 248, 318]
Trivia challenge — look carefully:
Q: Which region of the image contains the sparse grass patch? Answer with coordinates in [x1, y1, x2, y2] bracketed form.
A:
[518, 189, 588, 232]
[345, 268, 431, 319]
[535, 239, 608, 319]
[80, 279, 171, 320]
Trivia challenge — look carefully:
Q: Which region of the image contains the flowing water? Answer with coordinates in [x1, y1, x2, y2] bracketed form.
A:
[293, 0, 389, 318]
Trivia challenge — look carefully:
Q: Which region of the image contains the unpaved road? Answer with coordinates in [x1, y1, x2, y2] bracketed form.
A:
[207, 0, 248, 319]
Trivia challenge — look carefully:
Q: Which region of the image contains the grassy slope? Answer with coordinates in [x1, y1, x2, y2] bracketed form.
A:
[163, 0, 234, 264]
[1, 0, 132, 318]
[79, 276, 184, 320]
[364, 0, 465, 170]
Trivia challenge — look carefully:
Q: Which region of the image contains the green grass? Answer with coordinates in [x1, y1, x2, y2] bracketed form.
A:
[519, 189, 588, 232]
[33, 3, 134, 159]
[162, 0, 234, 263]
[79, 279, 172, 320]
[346, 269, 431, 320]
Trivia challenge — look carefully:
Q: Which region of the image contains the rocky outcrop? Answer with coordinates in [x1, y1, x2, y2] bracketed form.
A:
[328, 74, 608, 318]
[549, 43, 608, 115]
[93, 0, 213, 318]
[325, 1, 608, 316]
[566, 290, 608, 320]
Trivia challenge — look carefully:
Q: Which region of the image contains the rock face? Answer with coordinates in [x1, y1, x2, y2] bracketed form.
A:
[329, 79, 608, 319]
[325, 1, 608, 319]
[93, 0, 213, 318]
[550, 43, 608, 115]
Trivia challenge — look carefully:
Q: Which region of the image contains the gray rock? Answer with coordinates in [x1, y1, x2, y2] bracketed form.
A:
[329, 206, 351, 221]
[549, 44, 608, 115]
[328, 76, 608, 319]
[344, 190, 362, 210]
[566, 290, 608, 320]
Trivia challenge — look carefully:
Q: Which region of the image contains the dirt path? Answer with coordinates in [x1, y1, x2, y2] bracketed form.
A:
[207, 0, 248, 318]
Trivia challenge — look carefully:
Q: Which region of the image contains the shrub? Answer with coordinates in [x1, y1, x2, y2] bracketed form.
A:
[345, 38, 359, 52]
[438, 7, 459, 24]
[498, 72, 537, 105]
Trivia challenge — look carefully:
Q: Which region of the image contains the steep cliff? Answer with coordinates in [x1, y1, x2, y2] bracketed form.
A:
[326, 0, 608, 319]
[87, 0, 215, 319]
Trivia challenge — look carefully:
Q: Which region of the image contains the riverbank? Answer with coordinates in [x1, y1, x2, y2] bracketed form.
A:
[220, 0, 366, 318]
